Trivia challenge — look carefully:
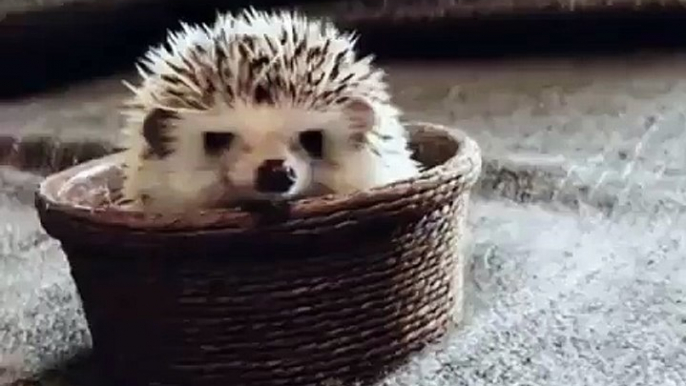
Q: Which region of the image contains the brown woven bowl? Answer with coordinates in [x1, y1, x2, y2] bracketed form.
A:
[34, 122, 482, 386]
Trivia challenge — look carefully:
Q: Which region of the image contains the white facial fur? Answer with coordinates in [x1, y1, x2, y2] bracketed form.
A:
[121, 96, 420, 213]
[174, 101, 347, 201]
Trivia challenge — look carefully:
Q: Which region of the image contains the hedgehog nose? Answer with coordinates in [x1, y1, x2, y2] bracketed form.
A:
[255, 159, 296, 193]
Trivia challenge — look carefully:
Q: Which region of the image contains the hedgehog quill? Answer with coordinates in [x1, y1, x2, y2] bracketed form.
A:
[119, 8, 420, 214]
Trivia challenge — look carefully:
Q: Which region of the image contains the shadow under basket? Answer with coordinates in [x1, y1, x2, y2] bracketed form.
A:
[34, 122, 482, 386]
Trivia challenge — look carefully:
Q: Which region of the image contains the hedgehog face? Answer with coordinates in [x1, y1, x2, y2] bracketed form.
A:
[208, 127, 314, 200]
[173, 103, 360, 201]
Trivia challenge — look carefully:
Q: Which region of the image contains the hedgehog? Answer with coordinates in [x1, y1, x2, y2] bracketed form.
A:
[118, 8, 420, 214]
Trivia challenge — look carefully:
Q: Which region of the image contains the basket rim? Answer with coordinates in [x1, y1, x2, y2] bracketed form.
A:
[35, 122, 482, 232]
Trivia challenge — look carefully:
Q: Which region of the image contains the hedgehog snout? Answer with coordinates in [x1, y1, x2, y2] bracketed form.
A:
[255, 159, 296, 193]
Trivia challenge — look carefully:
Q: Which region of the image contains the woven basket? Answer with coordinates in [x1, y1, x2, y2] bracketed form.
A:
[34, 122, 482, 386]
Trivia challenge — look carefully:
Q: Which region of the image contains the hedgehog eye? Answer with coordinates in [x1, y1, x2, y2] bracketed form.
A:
[298, 129, 324, 159]
[203, 132, 235, 154]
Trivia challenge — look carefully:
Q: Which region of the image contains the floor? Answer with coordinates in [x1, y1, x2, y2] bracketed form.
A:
[1, 52, 685, 385]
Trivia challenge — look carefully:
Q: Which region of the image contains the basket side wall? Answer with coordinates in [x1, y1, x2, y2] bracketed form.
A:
[60, 196, 470, 386]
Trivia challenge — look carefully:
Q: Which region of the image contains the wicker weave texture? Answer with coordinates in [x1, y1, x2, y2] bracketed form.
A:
[35, 123, 482, 386]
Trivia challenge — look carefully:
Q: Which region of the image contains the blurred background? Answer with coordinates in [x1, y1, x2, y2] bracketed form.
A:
[1, 1, 686, 385]
[3, 0, 686, 99]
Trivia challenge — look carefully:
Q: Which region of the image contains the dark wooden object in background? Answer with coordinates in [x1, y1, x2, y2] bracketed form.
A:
[2, 0, 686, 99]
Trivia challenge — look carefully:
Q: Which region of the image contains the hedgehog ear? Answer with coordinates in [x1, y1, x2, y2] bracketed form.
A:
[142, 108, 177, 158]
[343, 97, 376, 132]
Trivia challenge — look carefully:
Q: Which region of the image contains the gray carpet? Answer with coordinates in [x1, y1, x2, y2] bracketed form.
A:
[383, 199, 686, 385]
